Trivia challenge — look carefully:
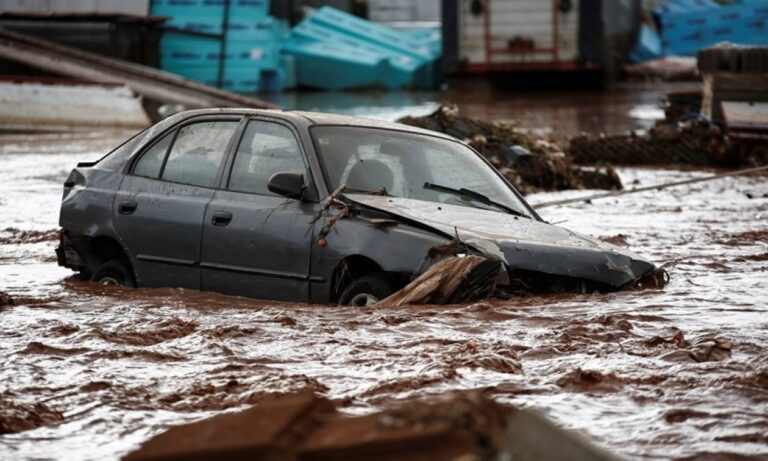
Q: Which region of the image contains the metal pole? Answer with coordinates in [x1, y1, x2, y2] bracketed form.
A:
[533, 165, 768, 208]
[217, 0, 230, 89]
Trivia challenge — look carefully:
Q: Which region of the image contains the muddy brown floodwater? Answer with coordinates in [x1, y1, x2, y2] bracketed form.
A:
[1, 127, 767, 461]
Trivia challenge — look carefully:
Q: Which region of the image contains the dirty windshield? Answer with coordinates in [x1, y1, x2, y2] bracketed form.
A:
[312, 126, 532, 217]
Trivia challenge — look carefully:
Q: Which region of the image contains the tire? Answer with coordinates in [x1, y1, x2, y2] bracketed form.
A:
[338, 274, 395, 307]
[90, 259, 136, 288]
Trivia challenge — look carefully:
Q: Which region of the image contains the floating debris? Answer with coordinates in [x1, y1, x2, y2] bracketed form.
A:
[376, 255, 502, 307]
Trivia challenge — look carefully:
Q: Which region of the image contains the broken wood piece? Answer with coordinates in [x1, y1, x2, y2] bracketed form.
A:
[376, 255, 502, 307]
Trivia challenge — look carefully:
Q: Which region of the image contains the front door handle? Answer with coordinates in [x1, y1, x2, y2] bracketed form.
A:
[212, 211, 233, 226]
[118, 200, 138, 215]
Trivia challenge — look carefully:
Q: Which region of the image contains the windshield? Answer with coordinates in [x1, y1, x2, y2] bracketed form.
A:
[311, 126, 533, 218]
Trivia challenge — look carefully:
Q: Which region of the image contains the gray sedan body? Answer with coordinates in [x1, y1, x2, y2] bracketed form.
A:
[57, 108, 657, 303]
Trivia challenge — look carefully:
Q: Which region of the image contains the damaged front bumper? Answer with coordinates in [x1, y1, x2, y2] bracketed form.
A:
[376, 239, 667, 307]
[56, 231, 83, 270]
[498, 240, 660, 293]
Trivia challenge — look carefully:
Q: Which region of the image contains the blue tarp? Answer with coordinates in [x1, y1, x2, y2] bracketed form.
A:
[630, 24, 663, 62]
[632, 0, 768, 61]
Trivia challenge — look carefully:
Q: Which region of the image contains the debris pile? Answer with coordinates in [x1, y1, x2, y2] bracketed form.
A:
[398, 105, 623, 195]
[569, 121, 733, 166]
[575, 44, 768, 168]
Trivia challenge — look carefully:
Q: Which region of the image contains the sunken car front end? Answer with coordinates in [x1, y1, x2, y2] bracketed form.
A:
[346, 195, 664, 297]
[496, 238, 661, 295]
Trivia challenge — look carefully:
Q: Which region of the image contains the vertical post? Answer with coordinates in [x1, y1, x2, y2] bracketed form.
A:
[217, 0, 230, 89]
[552, 0, 559, 61]
[441, 0, 460, 75]
[484, 0, 492, 66]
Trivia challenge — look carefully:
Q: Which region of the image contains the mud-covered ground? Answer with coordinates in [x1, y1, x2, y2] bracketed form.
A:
[1, 130, 767, 461]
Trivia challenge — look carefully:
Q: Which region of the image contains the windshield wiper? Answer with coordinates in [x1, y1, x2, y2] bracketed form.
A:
[423, 182, 528, 218]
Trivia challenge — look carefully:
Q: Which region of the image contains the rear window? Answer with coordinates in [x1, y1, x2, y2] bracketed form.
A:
[96, 129, 148, 170]
[133, 132, 172, 178]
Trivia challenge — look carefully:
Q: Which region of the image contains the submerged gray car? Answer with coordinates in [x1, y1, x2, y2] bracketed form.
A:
[57, 109, 660, 305]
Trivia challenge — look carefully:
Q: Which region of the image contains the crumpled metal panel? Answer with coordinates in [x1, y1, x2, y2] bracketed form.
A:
[348, 194, 655, 287]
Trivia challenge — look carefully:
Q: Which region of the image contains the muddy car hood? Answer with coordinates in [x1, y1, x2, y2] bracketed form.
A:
[348, 195, 656, 288]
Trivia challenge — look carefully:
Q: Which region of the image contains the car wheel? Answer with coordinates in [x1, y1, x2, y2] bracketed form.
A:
[90, 259, 136, 288]
[339, 274, 394, 307]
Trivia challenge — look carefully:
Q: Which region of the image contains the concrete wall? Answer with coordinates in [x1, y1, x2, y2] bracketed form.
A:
[0, 0, 149, 15]
[0, 81, 150, 130]
[369, 0, 441, 22]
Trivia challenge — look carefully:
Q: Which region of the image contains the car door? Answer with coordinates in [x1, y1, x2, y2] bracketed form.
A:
[114, 118, 240, 288]
[200, 118, 319, 301]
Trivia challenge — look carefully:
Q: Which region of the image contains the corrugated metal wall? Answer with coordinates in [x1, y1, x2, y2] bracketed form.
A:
[0, 0, 149, 15]
[459, 0, 580, 69]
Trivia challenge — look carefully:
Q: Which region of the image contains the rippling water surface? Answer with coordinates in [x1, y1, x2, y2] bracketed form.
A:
[0, 130, 767, 461]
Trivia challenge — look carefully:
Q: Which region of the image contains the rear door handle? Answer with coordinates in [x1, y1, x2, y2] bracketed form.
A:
[118, 200, 138, 215]
[212, 211, 233, 226]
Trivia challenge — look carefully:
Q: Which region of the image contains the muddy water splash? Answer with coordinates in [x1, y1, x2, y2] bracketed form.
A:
[1, 133, 767, 460]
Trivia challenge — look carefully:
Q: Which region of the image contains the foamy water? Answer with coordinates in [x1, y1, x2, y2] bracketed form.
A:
[1, 132, 766, 460]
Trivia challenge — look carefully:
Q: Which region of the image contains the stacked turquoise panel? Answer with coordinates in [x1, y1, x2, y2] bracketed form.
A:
[152, 0, 277, 92]
[403, 25, 442, 57]
[151, 2, 443, 92]
[282, 6, 442, 90]
[259, 18, 296, 93]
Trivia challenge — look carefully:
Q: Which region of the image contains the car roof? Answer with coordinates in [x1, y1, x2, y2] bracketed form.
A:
[170, 108, 457, 141]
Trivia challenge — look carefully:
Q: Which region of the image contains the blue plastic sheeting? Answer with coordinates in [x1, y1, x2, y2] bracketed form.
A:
[630, 24, 663, 62]
[652, 0, 719, 16]
[659, 1, 768, 56]
[632, 0, 768, 61]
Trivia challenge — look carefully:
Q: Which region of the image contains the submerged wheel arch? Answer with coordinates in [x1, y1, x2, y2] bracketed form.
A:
[86, 235, 135, 278]
[329, 254, 414, 303]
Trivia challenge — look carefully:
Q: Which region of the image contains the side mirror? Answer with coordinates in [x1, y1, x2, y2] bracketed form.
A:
[268, 171, 306, 200]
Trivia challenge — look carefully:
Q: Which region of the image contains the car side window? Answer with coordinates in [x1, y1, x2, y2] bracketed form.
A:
[228, 121, 306, 196]
[133, 132, 172, 178]
[161, 121, 238, 188]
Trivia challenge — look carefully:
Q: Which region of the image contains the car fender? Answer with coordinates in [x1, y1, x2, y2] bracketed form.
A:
[59, 167, 135, 270]
[310, 216, 451, 303]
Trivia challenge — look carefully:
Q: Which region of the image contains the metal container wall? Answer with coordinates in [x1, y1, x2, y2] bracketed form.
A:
[458, 0, 581, 72]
